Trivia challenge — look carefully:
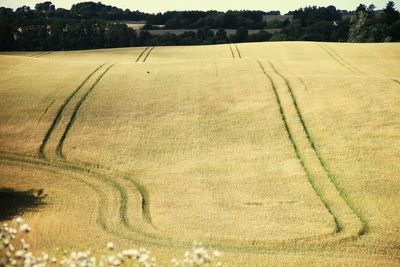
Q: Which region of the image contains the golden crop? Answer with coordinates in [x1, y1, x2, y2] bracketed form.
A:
[0, 42, 399, 266]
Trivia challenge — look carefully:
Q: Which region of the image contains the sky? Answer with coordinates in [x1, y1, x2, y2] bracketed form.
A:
[0, 0, 398, 13]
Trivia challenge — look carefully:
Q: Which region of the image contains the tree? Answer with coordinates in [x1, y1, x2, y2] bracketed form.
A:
[330, 18, 351, 42]
[383, 1, 400, 25]
[356, 4, 367, 13]
[348, 11, 369, 42]
[389, 19, 400, 41]
[179, 31, 199, 45]
[367, 4, 376, 18]
[306, 21, 334, 41]
[35, 2, 52, 12]
[282, 19, 303, 40]
[105, 23, 137, 48]
[197, 28, 214, 40]
[158, 33, 179, 46]
[15, 6, 31, 16]
[269, 33, 289, 41]
[0, 20, 14, 50]
[215, 28, 227, 42]
[248, 30, 272, 42]
[235, 27, 248, 42]
[138, 31, 152, 46]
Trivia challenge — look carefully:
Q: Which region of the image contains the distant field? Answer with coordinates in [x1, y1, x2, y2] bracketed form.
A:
[0, 42, 399, 266]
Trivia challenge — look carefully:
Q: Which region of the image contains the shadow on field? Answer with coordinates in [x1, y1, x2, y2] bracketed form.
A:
[0, 188, 46, 221]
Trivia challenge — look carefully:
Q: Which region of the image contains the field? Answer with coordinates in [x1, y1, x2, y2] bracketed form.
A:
[0, 42, 400, 266]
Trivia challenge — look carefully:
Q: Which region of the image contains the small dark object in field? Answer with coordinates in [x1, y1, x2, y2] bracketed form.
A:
[147, 71, 150, 74]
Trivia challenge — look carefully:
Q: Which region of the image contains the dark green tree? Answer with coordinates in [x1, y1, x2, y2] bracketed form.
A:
[35, 2, 52, 12]
[215, 28, 227, 43]
[383, 1, 400, 25]
[0, 19, 14, 50]
[235, 27, 248, 42]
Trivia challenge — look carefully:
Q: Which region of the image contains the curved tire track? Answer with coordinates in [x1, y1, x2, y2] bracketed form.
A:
[259, 60, 366, 241]
[0, 152, 114, 237]
[37, 97, 59, 125]
[0, 150, 163, 245]
[3, 56, 395, 257]
[257, 61, 341, 234]
[21, 57, 366, 250]
[32, 62, 159, 242]
[38, 63, 107, 159]
[56, 64, 115, 160]
[268, 61, 368, 235]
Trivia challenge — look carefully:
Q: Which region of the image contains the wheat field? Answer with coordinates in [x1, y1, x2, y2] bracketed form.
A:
[0, 42, 399, 266]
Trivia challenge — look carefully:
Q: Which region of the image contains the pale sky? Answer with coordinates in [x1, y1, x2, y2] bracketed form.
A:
[0, 0, 398, 13]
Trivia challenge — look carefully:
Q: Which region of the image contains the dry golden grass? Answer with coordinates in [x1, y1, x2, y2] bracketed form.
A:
[0, 42, 399, 266]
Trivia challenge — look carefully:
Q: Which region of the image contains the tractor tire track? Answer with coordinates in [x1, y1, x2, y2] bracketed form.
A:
[318, 44, 354, 73]
[63, 156, 155, 229]
[30, 52, 46, 58]
[235, 44, 242, 59]
[38, 63, 107, 160]
[35, 52, 54, 58]
[322, 44, 365, 75]
[0, 153, 114, 238]
[33, 61, 159, 240]
[45, 61, 159, 231]
[0, 150, 163, 244]
[136, 47, 150, 62]
[56, 64, 115, 160]
[298, 77, 309, 91]
[0, 150, 395, 256]
[33, 56, 364, 250]
[257, 60, 341, 234]
[37, 97, 59, 125]
[229, 44, 235, 59]
[318, 44, 358, 74]
[142, 47, 154, 62]
[263, 60, 366, 238]
[1, 56, 375, 254]
[268, 61, 368, 235]
[46, 78, 346, 248]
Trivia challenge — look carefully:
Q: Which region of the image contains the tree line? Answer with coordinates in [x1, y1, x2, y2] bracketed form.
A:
[0, 1, 399, 51]
[282, 2, 400, 42]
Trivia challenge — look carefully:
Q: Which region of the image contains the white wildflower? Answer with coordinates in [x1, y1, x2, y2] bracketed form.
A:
[106, 242, 115, 251]
[171, 258, 178, 266]
[124, 249, 140, 259]
[3, 238, 10, 246]
[15, 217, 24, 225]
[15, 250, 25, 258]
[213, 250, 222, 257]
[19, 224, 31, 233]
[139, 253, 149, 263]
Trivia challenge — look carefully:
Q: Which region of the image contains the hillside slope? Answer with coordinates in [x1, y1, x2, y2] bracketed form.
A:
[0, 42, 399, 266]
